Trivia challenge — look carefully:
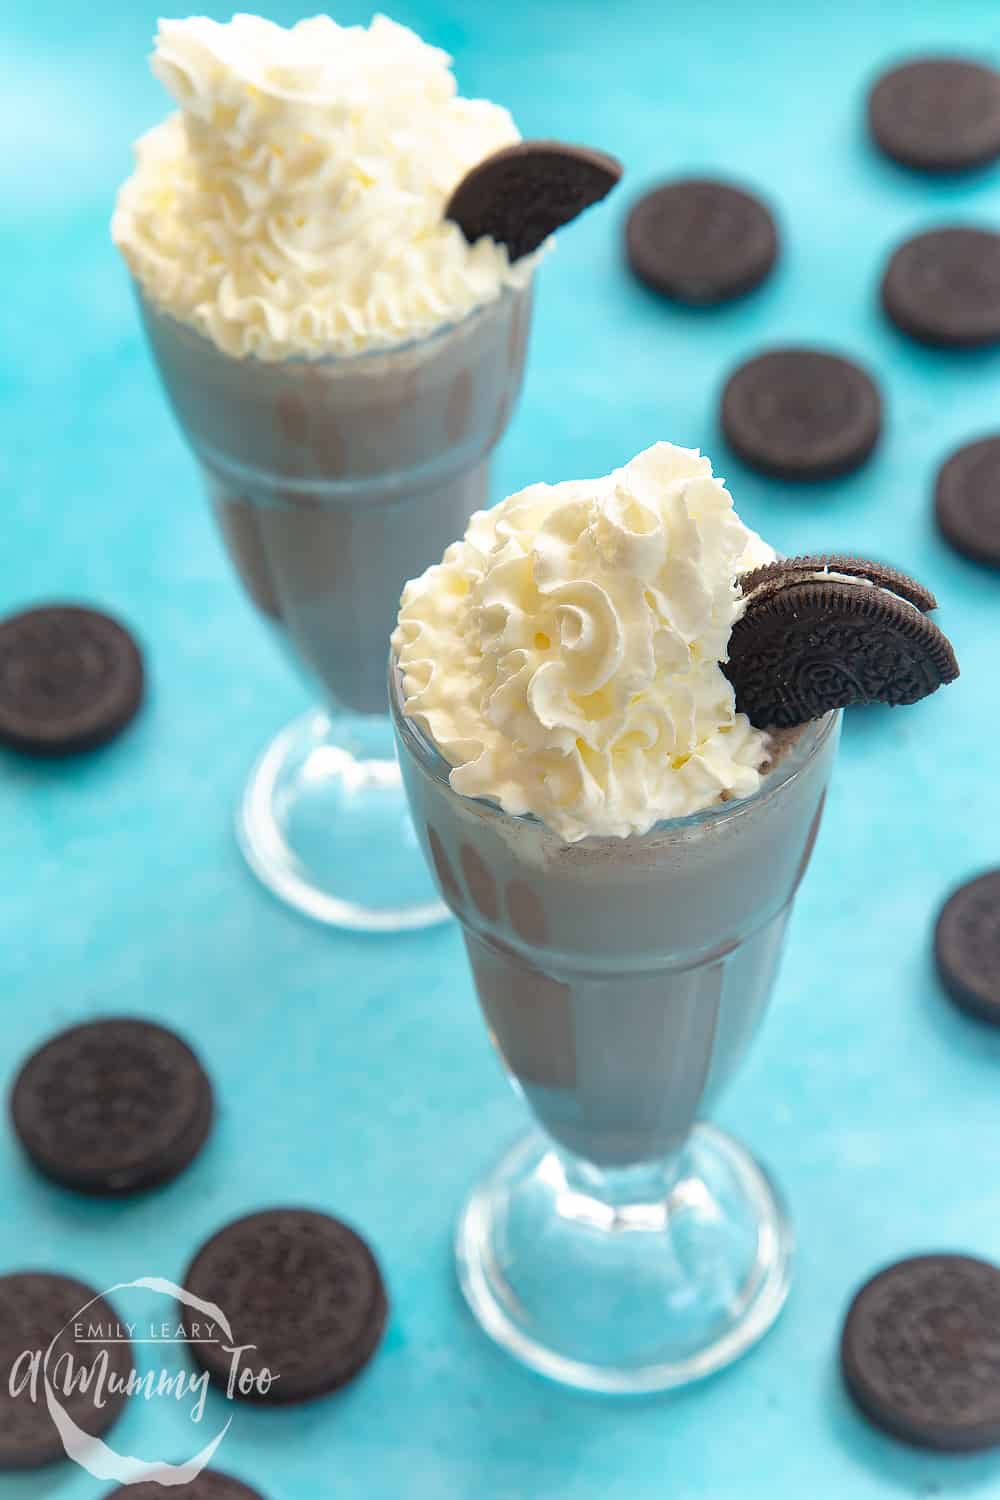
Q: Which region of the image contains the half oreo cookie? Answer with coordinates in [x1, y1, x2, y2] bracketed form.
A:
[738, 554, 938, 613]
[446, 141, 623, 261]
[725, 555, 958, 727]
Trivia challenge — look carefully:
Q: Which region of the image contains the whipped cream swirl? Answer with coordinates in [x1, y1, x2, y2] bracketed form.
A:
[393, 443, 776, 841]
[112, 13, 536, 360]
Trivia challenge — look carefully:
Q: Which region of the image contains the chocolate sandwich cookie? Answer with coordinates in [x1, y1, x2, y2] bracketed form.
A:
[11, 1018, 214, 1196]
[881, 227, 1000, 348]
[868, 57, 1000, 173]
[934, 870, 1000, 1024]
[0, 1272, 132, 1468]
[738, 554, 937, 613]
[934, 435, 1000, 567]
[104, 1472, 266, 1499]
[626, 178, 778, 305]
[725, 555, 958, 727]
[446, 141, 623, 262]
[841, 1254, 1000, 1451]
[720, 348, 882, 480]
[0, 604, 144, 755]
[181, 1209, 388, 1403]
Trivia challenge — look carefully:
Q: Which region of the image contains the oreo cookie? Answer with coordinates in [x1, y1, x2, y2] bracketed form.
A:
[446, 141, 623, 262]
[720, 348, 882, 480]
[0, 605, 144, 755]
[625, 178, 778, 305]
[868, 57, 1000, 173]
[881, 227, 1000, 348]
[725, 557, 958, 728]
[181, 1209, 388, 1403]
[739, 554, 937, 613]
[935, 435, 1000, 567]
[934, 870, 1000, 1024]
[104, 1472, 266, 1499]
[0, 1272, 132, 1468]
[841, 1254, 1000, 1451]
[11, 1018, 214, 1196]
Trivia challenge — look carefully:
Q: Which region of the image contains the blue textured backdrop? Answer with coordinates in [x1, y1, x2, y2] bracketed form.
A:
[2, 1, 999, 1495]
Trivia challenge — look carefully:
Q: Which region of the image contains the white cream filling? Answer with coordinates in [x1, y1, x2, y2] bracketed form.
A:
[743, 567, 925, 615]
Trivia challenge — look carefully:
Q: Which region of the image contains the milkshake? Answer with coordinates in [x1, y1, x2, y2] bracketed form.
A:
[112, 14, 552, 929]
[137, 283, 530, 715]
[390, 441, 844, 1390]
[391, 444, 835, 1162]
[392, 696, 836, 1167]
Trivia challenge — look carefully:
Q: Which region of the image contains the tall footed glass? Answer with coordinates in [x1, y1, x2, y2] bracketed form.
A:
[391, 655, 840, 1392]
[137, 286, 532, 930]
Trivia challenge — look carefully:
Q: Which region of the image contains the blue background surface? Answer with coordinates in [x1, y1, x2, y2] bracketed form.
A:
[2, 0, 999, 1494]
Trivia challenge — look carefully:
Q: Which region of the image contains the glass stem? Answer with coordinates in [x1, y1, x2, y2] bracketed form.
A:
[554, 1142, 691, 1229]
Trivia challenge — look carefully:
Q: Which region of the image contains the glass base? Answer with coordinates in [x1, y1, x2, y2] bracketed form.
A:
[456, 1124, 792, 1394]
[238, 708, 450, 932]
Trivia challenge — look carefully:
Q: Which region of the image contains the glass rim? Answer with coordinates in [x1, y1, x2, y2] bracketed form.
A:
[388, 648, 840, 840]
[132, 276, 532, 368]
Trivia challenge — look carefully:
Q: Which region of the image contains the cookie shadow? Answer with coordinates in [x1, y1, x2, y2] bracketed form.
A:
[918, 947, 1000, 1067]
[879, 322, 1000, 375]
[627, 272, 782, 323]
[0, 728, 143, 786]
[872, 154, 1000, 192]
[0, 1127, 231, 1283]
[825, 1359, 1000, 1493]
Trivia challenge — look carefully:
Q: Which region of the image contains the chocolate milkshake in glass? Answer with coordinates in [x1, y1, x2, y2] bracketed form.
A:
[390, 442, 841, 1391]
[112, 14, 541, 930]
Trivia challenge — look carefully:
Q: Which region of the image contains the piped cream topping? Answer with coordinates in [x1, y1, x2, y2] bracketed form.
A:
[112, 13, 538, 360]
[393, 442, 777, 841]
